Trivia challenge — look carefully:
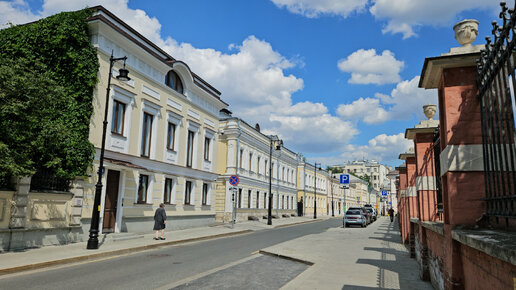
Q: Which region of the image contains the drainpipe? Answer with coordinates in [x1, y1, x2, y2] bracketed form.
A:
[231, 119, 242, 226]
[276, 150, 281, 217]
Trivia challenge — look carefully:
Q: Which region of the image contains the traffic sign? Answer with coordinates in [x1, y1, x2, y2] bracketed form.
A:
[229, 175, 239, 186]
[381, 190, 388, 196]
[340, 174, 349, 184]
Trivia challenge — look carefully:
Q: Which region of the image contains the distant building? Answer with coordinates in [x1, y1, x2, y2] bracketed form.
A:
[332, 160, 389, 192]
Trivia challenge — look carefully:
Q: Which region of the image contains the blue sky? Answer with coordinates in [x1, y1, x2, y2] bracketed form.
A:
[0, 0, 503, 167]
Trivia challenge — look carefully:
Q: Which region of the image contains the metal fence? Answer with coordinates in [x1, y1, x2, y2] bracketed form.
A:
[30, 170, 71, 192]
[433, 127, 443, 219]
[477, 1, 516, 221]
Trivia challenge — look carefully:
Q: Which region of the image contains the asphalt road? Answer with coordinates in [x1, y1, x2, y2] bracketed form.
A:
[0, 218, 342, 290]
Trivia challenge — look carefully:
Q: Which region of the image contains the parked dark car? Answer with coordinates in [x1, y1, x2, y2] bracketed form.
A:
[343, 209, 367, 228]
[365, 208, 375, 222]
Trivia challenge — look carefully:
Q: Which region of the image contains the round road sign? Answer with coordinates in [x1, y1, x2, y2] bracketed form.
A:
[229, 175, 239, 186]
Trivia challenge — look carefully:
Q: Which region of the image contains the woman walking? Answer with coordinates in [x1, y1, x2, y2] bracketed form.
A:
[153, 203, 167, 240]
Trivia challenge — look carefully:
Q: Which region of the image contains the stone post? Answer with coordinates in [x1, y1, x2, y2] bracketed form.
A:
[406, 106, 440, 281]
[9, 176, 31, 229]
[419, 19, 484, 289]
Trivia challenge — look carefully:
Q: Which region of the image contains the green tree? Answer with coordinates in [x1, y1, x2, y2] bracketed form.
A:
[0, 9, 98, 182]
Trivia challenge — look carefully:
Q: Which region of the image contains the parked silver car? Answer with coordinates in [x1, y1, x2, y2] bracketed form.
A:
[343, 208, 367, 228]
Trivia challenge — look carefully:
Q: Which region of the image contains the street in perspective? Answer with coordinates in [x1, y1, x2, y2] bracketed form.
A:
[1, 1, 516, 289]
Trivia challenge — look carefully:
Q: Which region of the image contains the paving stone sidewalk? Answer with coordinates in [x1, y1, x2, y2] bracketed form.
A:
[261, 217, 434, 290]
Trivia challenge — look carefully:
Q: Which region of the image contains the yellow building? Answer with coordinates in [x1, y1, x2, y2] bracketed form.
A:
[297, 158, 328, 217]
[83, 7, 228, 234]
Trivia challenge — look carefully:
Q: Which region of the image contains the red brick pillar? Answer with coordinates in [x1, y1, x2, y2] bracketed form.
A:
[420, 49, 485, 289]
[396, 165, 408, 244]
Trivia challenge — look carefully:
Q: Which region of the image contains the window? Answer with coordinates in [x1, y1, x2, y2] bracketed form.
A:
[141, 113, 153, 157]
[264, 192, 267, 208]
[248, 190, 251, 208]
[111, 100, 125, 135]
[164, 178, 173, 204]
[204, 137, 211, 161]
[282, 168, 285, 180]
[137, 175, 149, 204]
[202, 183, 208, 205]
[166, 122, 176, 151]
[239, 150, 244, 168]
[184, 181, 192, 205]
[249, 153, 253, 171]
[257, 157, 261, 174]
[238, 188, 242, 208]
[186, 130, 195, 167]
[165, 70, 184, 94]
[282, 195, 284, 209]
[256, 191, 260, 208]
[265, 160, 268, 176]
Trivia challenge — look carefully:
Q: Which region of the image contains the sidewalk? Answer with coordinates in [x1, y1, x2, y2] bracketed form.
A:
[0, 216, 322, 275]
[262, 216, 433, 290]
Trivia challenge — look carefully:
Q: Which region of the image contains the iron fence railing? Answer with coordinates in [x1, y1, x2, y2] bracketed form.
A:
[433, 127, 443, 219]
[30, 170, 71, 192]
[477, 1, 516, 220]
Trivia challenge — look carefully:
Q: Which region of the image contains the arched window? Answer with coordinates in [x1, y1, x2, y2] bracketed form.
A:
[165, 70, 184, 94]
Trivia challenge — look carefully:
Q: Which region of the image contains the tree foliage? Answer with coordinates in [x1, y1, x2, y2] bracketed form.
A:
[0, 9, 99, 180]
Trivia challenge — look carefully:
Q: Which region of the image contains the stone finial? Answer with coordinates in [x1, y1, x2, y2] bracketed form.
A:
[453, 19, 479, 47]
[423, 104, 437, 120]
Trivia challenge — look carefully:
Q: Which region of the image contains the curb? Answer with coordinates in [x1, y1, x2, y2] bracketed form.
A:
[273, 219, 321, 229]
[259, 250, 314, 265]
[0, 229, 253, 276]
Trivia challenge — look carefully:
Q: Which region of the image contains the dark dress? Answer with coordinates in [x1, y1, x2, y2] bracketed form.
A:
[153, 207, 167, 230]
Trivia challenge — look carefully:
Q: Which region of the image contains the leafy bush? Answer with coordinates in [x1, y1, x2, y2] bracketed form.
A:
[0, 9, 99, 180]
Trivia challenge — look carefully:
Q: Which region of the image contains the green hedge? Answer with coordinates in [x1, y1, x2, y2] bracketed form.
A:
[0, 8, 99, 180]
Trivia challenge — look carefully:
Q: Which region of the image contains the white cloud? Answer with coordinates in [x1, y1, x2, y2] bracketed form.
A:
[339, 133, 412, 164]
[0, 0, 39, 27]
[336, 98, 389, 124]
[370, 0, 501, 39]
[337, 76, 437, 124]
[270, 0, 368, 18]
[337, 49, 404, 85]
[3, 0, 361, 156]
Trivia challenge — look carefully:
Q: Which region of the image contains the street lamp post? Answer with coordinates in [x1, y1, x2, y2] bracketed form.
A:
[268, 136, 282, 225]
[314, 162, 321, 219]
[87, 53, 130, 250]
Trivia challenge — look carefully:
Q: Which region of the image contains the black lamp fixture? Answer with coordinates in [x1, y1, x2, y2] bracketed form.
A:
[314, 162, 321, 219]
[87, 52, 130, 250]
[268, 136, 283, 226]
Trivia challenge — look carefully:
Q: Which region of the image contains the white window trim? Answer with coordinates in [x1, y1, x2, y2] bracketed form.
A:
[135, 172, 154, 204]
[139, 100, 162, 159]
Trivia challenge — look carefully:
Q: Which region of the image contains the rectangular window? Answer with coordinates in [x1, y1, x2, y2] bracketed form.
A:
[186, 130, 195, 167]
[257, 157, 261, 174]
[249, 153, 252, 172]
[141, 113, 153, 157]
[185, 181, 192, 205]
[137, 174, 149, 204]
[238, 188, 242, 208]
[204, 137, 210, 161]
[264, 192, 267, 208]
[265, 160, 268, 176]
[256, 191, 259, 208]
[239, 150, 243, 168]
[167, 123, 176, 151]
[202, 183, 208, 205]
[248, 190, 251, 208]
[111, 100, 125, 135]
[164, 178, 173, 204]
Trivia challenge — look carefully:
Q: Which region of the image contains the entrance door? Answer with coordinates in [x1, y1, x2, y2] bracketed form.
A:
[297, 198, 303, 216]
[103, 170, 120, 233]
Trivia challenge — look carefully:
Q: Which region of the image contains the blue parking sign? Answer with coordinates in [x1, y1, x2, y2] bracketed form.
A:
[381, 190, 388, 196]
[340, 174, 349, 184]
